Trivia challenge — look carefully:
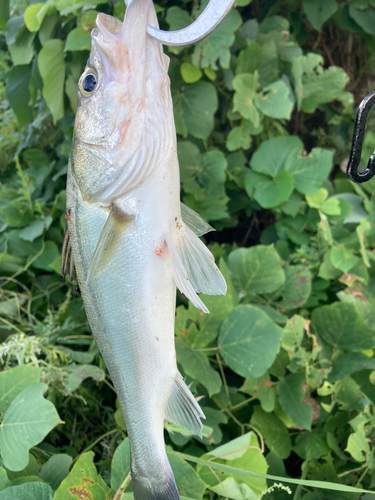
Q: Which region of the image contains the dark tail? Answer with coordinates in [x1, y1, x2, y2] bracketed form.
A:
[131, 462, 180, 500]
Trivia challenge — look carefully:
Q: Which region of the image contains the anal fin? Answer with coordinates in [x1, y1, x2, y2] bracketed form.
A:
[165, 373, 205, 438]
[87, 203, 134, 282]
[61, 229, 76, 283]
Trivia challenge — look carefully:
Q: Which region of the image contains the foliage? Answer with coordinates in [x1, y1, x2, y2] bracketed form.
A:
[1, 0, 375, 499]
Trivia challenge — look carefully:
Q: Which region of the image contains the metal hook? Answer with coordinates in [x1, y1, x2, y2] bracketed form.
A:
[347, 91, 375, 183]
[125, 0, 236, 46]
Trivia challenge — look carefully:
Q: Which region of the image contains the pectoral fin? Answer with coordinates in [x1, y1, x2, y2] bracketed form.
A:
[87, 204, 134, 282]
[180, 202, 214, 236]
[165, 372, 205, 438]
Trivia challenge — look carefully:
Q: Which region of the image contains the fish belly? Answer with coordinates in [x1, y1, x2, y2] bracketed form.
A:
[67, 167, 181, 490]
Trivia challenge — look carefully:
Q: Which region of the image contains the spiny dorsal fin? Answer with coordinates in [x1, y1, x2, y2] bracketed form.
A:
[165, 372, 205, 438]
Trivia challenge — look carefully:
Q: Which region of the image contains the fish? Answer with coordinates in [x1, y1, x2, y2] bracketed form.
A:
[64, 0, 226, 497]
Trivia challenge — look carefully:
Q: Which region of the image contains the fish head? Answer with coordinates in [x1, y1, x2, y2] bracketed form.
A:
[71, 0, 174, 203]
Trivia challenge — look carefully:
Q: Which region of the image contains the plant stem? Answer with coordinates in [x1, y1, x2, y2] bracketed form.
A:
[113, 473, 132, 500]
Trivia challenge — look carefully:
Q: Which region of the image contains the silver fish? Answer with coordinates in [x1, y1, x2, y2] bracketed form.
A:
[65, 0, 226, 497]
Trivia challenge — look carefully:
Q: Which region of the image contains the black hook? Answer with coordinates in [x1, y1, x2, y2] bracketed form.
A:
[347, 91, 375, 183]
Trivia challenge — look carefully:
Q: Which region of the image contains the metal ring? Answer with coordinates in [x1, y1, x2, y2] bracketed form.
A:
[125, 0, 236, 46]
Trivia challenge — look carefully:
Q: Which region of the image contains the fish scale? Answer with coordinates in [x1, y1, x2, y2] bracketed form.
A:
[65, 0, 226, 497]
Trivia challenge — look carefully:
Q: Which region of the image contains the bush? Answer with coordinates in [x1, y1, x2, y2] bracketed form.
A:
[0, 0, 375, 498]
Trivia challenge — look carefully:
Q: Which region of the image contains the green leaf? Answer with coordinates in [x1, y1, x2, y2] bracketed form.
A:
[0, 365, 41, 414]
[247, 170, 295, 209]
[277, 373, 313, 430]
[285, 148, 334, 195]
[65, 27, 91, 51]
[218, 305, 283, 378]
[251, 136, 303, 178]
[167, 453, 206, 499]
[0, 482, 53, 500]
[294, 432, 330, 460]
[255, 80, 294, 119]
[8, 27, 35, 66]
[64, 364, 106, 395]
[38, 39, 65, 123]
[5, 65, 32, 127]
[40, 454, 73, 490]
[241, 374, 276, 412]
[251, 406, 291, 459]
[292, 53, 350, 113]
[329, 353, 375, 382]
[303, 0, 338, 31]
[54, 452, 113, 500]
[32, 241, 61, 272]
[235, 41, 262, 75]
[228, 245, 285, 296]
[0, 384, 62, 471]
[232, 72, 260, 125]
[226, 126, 251, 152]
[24, 3, 50, 32]
[180, 63, 202, 84]
[311, 302, 375, 352]
[165, 6, 191, 31]
[330, 247, 358, 273]
[18, 217, 52, 242]
[192, 9, 242, 69]
[349, 5, 375, 34]
[174, 82, 218, 139]
[345, 421, 370, 462]
[198, 432, 267, 497]
[175, 338, 222, 396]
[274, 265, 312, 310]
[110, 438, 130, 491]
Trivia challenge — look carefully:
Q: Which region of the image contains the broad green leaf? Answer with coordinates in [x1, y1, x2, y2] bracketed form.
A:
[346, 422, 370, 461]
[198, 432, 267, 497]
[281, 315, 305, 352]
[218, 305, 283, 378]
[40, 454, 73, 490]
[247, 170, 295, 209]
[311, 302, 375, 352]
[330, 246, 357, 273]
[65, 27, 91, 51]
[5, 65, 32, 126]
[180, 63, 202, 84]
[226, 126, 251, 152]
[167, 453, 206, 499]
[172, 450, 375, 495]
[174, 82, 218, 139]
[303, 0, 338, 31]
[292, 53, 349, 112]
[241, 374, 276, 412]
[285, 148, 334, 195]
[54, 452, 112, 500]
[18, 217, 52, 242]
[294, 432, 330, 460]
[349, 5, 375, 34]
[110, 438, 130, 491]
[274, 265, 312, 310]
[0, 384, 62, 471]
[0, 365, 41, 414]
[38, 39, 65, 123]
[64, 364, 105, 394]
[0, 468, 6, 491]
[5, 452, 39, 480]
[0, 0, 9, 30]
[165, 6, 191, 31]
[329, 353, 375, 382]
[235, 41, 262, 75]
[24, 3, 50, 32]
[39, 12, 59, 46]
[250, 136, 303, 178]
[255, 80, 294, 119]
[0, 482, 53, 500]
[232, 72, 260, 126]
[32, 241, 61, 272]
[228, 245, 285, 296]
[192, 9, 242, 69]
[175, 338, 222, 396]
[277, 373, 313, 430]
[8, 27, 35, 66]
[251, 406, 291, 459]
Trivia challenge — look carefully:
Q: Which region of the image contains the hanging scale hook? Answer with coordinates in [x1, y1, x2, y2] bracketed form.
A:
[125, 0, 236, 46]
[347, 91, 375, 183]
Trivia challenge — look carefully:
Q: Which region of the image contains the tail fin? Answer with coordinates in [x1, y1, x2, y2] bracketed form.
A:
[131, 464, 180, 500]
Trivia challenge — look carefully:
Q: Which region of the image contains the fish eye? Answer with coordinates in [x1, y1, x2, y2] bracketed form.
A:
[80, 73, 97, 96]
